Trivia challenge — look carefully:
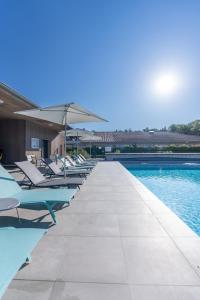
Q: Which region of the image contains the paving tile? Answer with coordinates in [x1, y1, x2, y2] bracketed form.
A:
[122, 237, 200, 285]
[84, 179, 131, 186]
[49, 282, 132, 300]
[15, 236, 68, 281]
[75, 191, 143, 201]
[174, 237, 200, 275]
[48, 213, 120, 237]
[80, 186, 115, 193]
[80, 186, 136, 193]
[118, 215, 167, 237]
[60, 200, 115, 214]
[60, 199, 151, 215]
[156, 213, 197, 237]
[114, 200, 152, 214]
[57, 236, 127, 283]
[2, 280, 54, 300]
[131, 285, 200, 300]
[143, 197, 173, 214]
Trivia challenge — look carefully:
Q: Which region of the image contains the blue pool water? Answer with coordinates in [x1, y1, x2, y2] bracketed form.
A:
[127, 164, 200, 235]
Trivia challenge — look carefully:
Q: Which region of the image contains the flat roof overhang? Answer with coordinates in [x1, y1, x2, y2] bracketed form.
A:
[0, 82, 63, 131]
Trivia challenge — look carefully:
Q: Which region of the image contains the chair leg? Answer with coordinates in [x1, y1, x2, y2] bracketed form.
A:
[16, 208, 21, 223]
[45, 202, 57, 224]
[26, 255, 31, 264]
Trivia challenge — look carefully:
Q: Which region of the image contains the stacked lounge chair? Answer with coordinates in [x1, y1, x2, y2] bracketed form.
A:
[60, 156, 93, 171]
[66, 155, 94, 169]
[76, 154, 97, 166]
[79, 153, 97, 163]
[42, 158, 90, 178]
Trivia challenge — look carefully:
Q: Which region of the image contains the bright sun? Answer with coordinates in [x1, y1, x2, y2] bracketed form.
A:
[152, 72, 181, 97]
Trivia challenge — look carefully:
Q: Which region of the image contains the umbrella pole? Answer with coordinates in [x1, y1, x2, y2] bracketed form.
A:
[90, 142, 92, 157]
[64, 111, 67, 178]
[76, 132, 78, 156]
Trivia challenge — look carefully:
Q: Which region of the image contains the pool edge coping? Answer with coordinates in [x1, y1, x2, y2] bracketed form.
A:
[117, 161, 199, 239]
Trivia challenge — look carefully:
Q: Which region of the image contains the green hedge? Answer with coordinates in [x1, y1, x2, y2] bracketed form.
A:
[111, 145, 200, 153]
[77, 145, 200, 157]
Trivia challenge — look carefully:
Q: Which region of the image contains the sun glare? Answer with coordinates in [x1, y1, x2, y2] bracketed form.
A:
[152, 71, 181, 98]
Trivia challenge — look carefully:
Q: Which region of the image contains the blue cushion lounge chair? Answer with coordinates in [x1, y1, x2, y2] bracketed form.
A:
[0, 227, 46, 298]
[0, 165, 77, 224]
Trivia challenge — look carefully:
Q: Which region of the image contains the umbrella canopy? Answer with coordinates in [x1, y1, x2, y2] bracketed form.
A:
[62, 129, 92, 138]
[15, 102, 108, 125]
[80, 134, 102, 141]
[15, 102, 107, 176]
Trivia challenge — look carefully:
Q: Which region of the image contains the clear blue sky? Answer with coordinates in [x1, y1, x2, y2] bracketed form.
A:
[0, 0, 200, 131]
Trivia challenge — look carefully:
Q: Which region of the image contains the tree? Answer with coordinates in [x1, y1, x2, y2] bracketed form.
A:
[169, 124, 177, 132]
[161, 126, 167, 131]
[168, 120, 200, 135]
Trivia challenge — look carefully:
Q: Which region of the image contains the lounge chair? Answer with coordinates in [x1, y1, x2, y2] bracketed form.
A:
[26, 154, 34, 162]
[60, 157, 92, 171]
[79, 154, 97, 162]
[77, 155, 96, 165]
[66, 156, 94, 169]
[15, 161, 84, 188]
[0, 227, 46, 298]
[73, 154, 96, 165]
[79, 154, 86, 160]
[0, 164, 76, 223]
[42, 159, 90, 177]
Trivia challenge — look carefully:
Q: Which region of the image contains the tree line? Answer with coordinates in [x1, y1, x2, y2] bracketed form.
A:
[168, 120, 200, 135]
[109, 120, 200, 136]
[142, 120, 200, 136]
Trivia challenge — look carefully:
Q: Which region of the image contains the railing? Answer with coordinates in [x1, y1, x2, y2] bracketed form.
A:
[105, 152, 200, 162]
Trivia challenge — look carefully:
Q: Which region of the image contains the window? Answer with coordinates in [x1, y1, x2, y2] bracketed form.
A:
[31, 138, 40, 149]
[105, 146, 112, 152]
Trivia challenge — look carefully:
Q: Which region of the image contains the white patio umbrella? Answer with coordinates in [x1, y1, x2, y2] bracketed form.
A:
[65, 129, 92, 138]
[15, 102, 107, 176]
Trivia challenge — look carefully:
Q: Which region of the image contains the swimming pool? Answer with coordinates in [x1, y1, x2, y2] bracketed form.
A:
[127, 164, 200, 236]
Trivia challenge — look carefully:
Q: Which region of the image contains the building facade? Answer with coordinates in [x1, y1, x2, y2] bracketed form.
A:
[51, 130, 200, 157]
[0, 83, 62, 164]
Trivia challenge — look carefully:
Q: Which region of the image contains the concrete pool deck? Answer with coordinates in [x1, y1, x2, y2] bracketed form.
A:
[1, 161, 200, 299]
